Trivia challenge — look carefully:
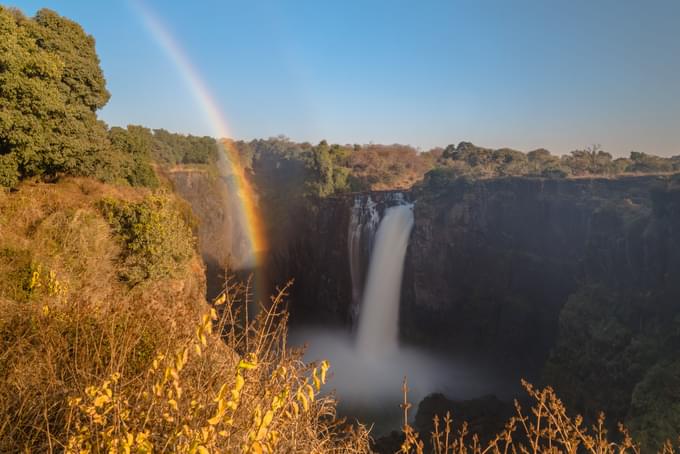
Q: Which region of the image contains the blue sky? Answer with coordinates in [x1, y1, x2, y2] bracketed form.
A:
[11, 0, 680, 156]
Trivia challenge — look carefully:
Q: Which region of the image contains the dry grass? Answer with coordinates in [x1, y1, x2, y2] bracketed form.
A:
[398, 378, 679, 454]
[0, 276, 371, 452]
[0, 178, 206, 451]
[64, 278, 370, 453]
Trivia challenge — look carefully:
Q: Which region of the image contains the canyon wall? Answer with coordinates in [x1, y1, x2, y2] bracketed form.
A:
[166, 167, 680, 372]
[163, 168, 236, 298]
[272, 175, 680, 372]
[404, 176, 680, 367]
[167, 168, 680, 443]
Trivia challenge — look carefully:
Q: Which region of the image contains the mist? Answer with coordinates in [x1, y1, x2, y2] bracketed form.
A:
[289, 327, 507, 434]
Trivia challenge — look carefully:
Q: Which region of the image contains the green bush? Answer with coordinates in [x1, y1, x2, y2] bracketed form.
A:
[0, 154, 19, 189]
[99, 195, 195, 285]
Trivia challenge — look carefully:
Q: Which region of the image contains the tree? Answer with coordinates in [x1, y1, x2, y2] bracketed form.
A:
[628, 359, 680, 450]
[563, 145, 613, 175]
[108, 126, 159, 187]
[0, 7, 113, 180]
[28, 8, 110, 111]
[308, 140, 335, 196]
[151, 129, 217, 165]
[628, 151, 673, 173]
[0, 6, 65, 177]
[527, 149, 564, 176]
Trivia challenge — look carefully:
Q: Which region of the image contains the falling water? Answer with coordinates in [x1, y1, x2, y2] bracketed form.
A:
[291, 194, 500, 434]
[356, 202, 414, 356]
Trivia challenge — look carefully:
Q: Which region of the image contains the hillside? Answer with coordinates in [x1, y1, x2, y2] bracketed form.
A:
[0, 176, 374, 452]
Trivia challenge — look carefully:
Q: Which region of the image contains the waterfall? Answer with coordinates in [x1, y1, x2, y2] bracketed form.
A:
[292, 193, 487, 433]
[356, 201, 414, 356]
[348, 196, 380, 324]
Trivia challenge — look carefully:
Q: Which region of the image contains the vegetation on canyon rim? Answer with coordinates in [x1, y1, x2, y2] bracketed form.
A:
[2, 4, 680, 453]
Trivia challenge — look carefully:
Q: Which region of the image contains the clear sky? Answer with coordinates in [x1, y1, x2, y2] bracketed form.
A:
[11, 0, 680, 156]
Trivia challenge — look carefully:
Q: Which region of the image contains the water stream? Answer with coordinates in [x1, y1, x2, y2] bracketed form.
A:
[291, 193, 500, 434]
[356, 203, 414, 356]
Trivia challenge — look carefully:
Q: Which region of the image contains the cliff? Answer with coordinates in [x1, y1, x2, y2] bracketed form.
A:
[163, 167, 680, 445]
[163, 167, 237, 297]
[271, 176, 680, 366]
[406, 176, 678, 361]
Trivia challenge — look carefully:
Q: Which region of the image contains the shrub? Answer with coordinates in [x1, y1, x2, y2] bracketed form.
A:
[64, 281, 371, 453]
[0, 154, 19, 189]
[99, 194, 195, 285]
[0, 274, 371, 452]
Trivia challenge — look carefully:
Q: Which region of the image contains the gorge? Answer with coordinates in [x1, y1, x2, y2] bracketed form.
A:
[168, 168, 680, 443]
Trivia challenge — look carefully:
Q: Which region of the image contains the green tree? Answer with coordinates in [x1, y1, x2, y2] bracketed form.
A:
[628, 151, 673, 173]
[108, 126, 159, 187]
[28, 8, 110, 110]
[0, 7, 113, 180]
[628, 359, 680, 451]
[0, 6, 65, 177]
[563, 145, 613, 175]
[308, 140, 335, 196]
[151, 129, 217, 165]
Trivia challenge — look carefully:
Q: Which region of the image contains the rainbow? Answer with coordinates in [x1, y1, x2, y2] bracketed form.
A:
[132, 1, 267, 276]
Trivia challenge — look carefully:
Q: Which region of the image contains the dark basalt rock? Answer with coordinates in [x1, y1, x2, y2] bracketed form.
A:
[272, 175, 680, 373]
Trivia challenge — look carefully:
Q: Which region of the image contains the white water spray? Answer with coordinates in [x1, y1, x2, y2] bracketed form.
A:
[290, 194, 502, 434]
[356, 203, 414, 356]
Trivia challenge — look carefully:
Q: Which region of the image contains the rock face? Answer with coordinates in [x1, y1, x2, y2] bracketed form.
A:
[163, 168, 236, 298]
[165, 168, 680, 376]
[266, 191, 411, 326]
[267, 196, 354, 325]
[403, 176, 680, 368]
[273, 175, 680, 370]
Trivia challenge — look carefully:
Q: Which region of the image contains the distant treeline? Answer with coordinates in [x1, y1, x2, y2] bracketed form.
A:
[426, 142, 680, 186]
[228, 136, 436, 198]
[229, 137, 680, 198]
